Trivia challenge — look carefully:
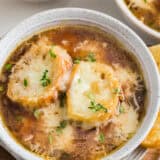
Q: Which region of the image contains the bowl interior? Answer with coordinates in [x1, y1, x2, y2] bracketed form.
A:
[0, 8, 159, 160]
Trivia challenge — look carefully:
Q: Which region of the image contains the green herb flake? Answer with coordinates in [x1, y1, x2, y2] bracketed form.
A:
[98, 133, 105, 143]
[33, 109, 41, 119]
[119, 105, 125, 114]
[48, 133, 53, 144]
[88, 100, 108, 113]
[0, 86, 4, 92]
[56, 120, 67, 134]
[60, 120, 67, 128]
[78, 78, 81, 83]
[40, 70, 51, 87]
[59, 92, 66, 108]
[23, 79, 28, 87]
[5, 63, 12, 71]
[73, 58, 81, 64]
[56, 127, 63, 134]
[85, 52, 96, 62]
[49, 46, 57, 58]
[113, 88, 121, 94]
[144, 0, 147, 3]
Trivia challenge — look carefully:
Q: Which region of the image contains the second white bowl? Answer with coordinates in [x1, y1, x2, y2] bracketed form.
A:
[115, 0, 160, 44]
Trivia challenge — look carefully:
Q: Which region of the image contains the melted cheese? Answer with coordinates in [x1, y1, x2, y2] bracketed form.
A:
[54, 125, 74, 151]
[33, 101, 74, 153]
[7, 37, 72, 110]
[37, 101, 67, 132]
[67, 62, 120, 122]
[129, 0, 155, 10]
[115, 102, 139, 137]
[113, 64, 139, 97]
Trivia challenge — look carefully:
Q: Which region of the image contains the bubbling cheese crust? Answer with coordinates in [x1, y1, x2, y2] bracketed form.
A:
[67, 62, 120, 122]
[128, 0, 155, 10]
[7, 37, 72, 110]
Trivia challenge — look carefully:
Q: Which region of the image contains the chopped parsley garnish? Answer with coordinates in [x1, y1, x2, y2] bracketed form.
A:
[5, 63, 12, 71]
[88, 100, 108, 113]
[73, 58, 81, 64]
[73, 52, 96, 64]
[56, 120, 67, 134]
[85, 52, 96, 62]
[119, 105, 125, 114]
[0, 86, 4, 92]
[86, 92, 107, 113]
[59, 92, 66, 108]
[33, 109, 41, 119]
[144, 0, 147, 3]
[86, 92, 94, 100]
[48, 133, 53, 144]
[49, 46, 56, 58]
[78, 78, 81, 83]
[40, 70, 51, 87]
[98, 133, 105, 143]
[113, 88, 121, 94]
[23, 79, 28, 87]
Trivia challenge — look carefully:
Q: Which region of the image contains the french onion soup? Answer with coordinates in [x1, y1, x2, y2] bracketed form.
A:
[125, 0, 160, 32]
[0, 25, 146, 160]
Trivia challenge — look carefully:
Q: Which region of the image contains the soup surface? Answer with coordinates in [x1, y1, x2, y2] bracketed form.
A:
[0, 25, 146, 160]
[125, 0, 160, 32]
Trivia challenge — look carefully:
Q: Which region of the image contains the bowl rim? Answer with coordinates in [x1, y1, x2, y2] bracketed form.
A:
[115, 0, 160, 39]
[0, 7, 160, 160]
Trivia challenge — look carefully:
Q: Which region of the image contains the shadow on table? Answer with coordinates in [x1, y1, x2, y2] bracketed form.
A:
[0, 147, 15, 160]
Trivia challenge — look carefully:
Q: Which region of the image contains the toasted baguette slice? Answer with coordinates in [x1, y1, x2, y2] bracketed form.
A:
[141, 45, 160, 148]
[142, 112, 160, 148]
[7, 37, 72, 110]
[67, 62, 120, 122]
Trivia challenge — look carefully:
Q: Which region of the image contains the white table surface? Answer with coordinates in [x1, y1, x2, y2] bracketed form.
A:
[0, 0, 159, 45]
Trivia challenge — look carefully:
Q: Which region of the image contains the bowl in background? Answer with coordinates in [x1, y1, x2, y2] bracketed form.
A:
[115, 0, 160, 44]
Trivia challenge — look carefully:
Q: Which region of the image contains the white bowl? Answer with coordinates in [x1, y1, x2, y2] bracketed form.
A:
[115, 0, 160, 44]
[0, 8, 159, 160]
